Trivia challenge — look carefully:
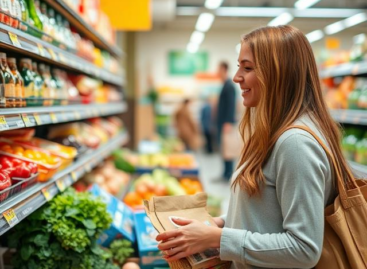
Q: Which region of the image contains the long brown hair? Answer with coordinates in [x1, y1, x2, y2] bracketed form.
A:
[233, 25, 355, 196]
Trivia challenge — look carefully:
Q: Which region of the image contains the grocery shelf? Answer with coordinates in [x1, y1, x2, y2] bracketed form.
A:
[0, 24, 123, 86]
[319, 61, 367, 78]
[44, 0, 122, 58]
[0, 102, 127, 131]
[330, 109, 367, 125]
[0, 131, 129, 235]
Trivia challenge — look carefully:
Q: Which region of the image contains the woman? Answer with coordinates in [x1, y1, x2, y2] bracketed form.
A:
[156, 25, 354, 268]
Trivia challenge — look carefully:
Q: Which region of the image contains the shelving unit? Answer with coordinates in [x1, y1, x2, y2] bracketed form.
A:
[319, 61, 367, 78]
[0, 132, 129, 235]
[0, 102, 127, 130]
[0, 0, 128, 237]
[330, 109, 367, 125]
[349, 161, 367, 178]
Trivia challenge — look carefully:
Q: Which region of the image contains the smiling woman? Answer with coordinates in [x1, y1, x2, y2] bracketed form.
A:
[156, 25, 358, 269]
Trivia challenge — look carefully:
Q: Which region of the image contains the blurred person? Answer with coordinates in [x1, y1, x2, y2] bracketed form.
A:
[200, 96, 215, 153]
[156, 25, 351, 269]
[174, 99, 200, 151]
[216, 61, 236, 181]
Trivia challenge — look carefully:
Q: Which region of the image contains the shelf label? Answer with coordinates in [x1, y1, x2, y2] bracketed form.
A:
[56, 178, 66, 192]
[34, 113, 42, 125]
[71, 171, 77, 182]
[48, 48, 58, 61]
[21, 114, 32, 127]
[41, 188, 52, 201]
[3, 209, 19, 227]
[8, 32, 21, 48]
[50, 113, 58, 123]
[58, 53, 66, 63]
[37, 43, 46, 57]
[73, 111, 81, 120]
[0, 116, 9, 130]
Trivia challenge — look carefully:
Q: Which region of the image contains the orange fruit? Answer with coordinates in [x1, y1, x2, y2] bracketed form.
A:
[124, 192, 143, 207]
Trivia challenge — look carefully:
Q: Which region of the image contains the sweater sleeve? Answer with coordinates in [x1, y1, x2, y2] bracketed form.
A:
[219, 132, 330, 268]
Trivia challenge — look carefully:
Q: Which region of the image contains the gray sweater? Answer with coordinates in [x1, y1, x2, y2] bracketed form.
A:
[219, 115, 337, 269]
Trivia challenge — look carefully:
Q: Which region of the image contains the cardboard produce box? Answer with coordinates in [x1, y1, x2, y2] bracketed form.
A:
[144, 193, 231, 269]
[134, 211, 169, 269]
[89, 184, 135, 246]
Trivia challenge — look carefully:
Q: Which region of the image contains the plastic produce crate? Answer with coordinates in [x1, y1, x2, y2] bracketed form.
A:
[0, 173, 39, 204]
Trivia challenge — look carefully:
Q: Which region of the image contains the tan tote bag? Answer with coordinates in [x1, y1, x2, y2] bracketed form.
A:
[284, 125, 367, 269]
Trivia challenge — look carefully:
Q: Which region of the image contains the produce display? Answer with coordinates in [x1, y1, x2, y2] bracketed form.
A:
[342, 127, 367, 165]
[124, 169, 203, 209]
[7, 188, 120, 269]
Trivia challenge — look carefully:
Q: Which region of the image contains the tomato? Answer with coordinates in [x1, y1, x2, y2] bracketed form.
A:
[27, 163, 38, 174]
[0, 157, 13, 169]
[0, 172, 11, 190]
[11, 165, 31, 178]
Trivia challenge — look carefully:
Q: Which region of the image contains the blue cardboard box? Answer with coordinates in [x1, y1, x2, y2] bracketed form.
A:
[89, 184, 135, 246]
[134, 211, 168, 269]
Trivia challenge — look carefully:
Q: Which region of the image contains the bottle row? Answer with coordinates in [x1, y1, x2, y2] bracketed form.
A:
[0, 0, 120, 74]
[0, 52, 122, 108]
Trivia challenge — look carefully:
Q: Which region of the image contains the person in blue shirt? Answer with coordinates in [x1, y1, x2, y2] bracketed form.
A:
[201, 97, 214, 153]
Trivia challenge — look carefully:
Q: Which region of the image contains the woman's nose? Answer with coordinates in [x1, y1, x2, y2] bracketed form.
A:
[233, 75, 243, 83]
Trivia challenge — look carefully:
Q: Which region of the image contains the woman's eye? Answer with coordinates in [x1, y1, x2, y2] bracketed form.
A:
[244, 67, 252, 71]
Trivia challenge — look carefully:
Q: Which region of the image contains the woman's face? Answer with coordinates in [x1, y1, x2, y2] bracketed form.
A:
[233, 43, 261, 107]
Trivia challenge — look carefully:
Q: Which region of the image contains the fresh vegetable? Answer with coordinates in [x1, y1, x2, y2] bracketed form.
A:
[110, 239, 134, 266]
[0, 172, 11, 190]
[8, 188, 118, 269]
[1, 157, 13, 169]
[11, 165, 31, 178]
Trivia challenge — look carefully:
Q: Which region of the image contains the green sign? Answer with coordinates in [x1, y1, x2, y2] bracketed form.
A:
[168, 51, 208, 75]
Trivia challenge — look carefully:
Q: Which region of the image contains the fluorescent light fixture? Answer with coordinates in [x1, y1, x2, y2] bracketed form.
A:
[187, 42, 199, 53]
[354, 33, 366, 44]
[205, 0, 224, 10]
[195, 13, 215, 32]
[344, 12, 367, 27]
[268, 12, 294, 26]
[190, 31, 205, 45]
[306, 30, 324, 43]
[324, 21, 345, 35]
[177, 7, 364, 18]
[324, 12, 367, 35]
[236, 43, 241, 54]
[295, 0, 321, 10]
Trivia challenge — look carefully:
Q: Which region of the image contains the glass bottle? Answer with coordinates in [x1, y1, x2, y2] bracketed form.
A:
[26, 0, 42, 30]
[39, 2, 51, 36]
[7, 58, 24, 107]
[0, 0, 11, 25]
[39, 63, 55, 106]
[0, 53, 16, 108]
[9, 0, 21, 28]
[63, 19, 76, 50]
[31, 62, 45, 106]
[47, 7, 57, 40]
[19, 0, 27, 21]
[19, 58, 35, 106]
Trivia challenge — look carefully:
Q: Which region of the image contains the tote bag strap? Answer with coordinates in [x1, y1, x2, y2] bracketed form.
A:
[281, 125, 356, 209]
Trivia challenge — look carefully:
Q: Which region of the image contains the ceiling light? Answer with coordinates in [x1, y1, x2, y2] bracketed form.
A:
[353, 33, 366, 44]
[190, 31, 205, 45]
[236, 43, 241, 54]
[324, 21, 345, 35]
[187, 42, 199, 53]
[295, 0, 321, 10]
[205, 0, 224, 10]
[195, 13, 215, 32]
[177, 7, 364, 19]
[306, 30, 324, 43]
[268, 12, 294, 26]
[344, 12, 367, 28]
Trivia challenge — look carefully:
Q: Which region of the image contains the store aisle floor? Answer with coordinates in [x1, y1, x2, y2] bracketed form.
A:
[195, 152, 231, 215]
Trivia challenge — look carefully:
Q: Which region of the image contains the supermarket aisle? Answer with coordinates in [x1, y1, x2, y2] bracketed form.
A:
[195, 152, 231, 214]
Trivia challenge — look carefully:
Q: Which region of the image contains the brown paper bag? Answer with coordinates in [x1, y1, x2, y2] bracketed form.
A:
[144, 193, 231, 269]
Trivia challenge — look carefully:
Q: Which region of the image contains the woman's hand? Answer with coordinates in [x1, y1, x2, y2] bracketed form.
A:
[213, 217, 225, 228]
[156, 218, 222, 262]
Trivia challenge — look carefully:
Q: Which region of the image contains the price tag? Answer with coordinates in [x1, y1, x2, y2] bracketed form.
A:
[21, 114, 32, 127]
[50, 113, 58, 123]
[58, 53, 66, 63]
[56, 179, 66, 192]
[0, 116, 9, 130]
[16, 120, 25, 127]
[3, 209, 19, 227]
[73, 111, 81, 120]
[34, 113, 42, 125]
[37, 43, 46, 57]
[42, 188, 52, 201]
[8, 32, 21, 48]
[48, 48, 58, 61]
[71, 171, 77, 182]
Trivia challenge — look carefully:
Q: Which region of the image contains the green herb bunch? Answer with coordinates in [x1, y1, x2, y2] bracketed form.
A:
[110, 239, 135, 265]
[8, 188, 119, 269]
